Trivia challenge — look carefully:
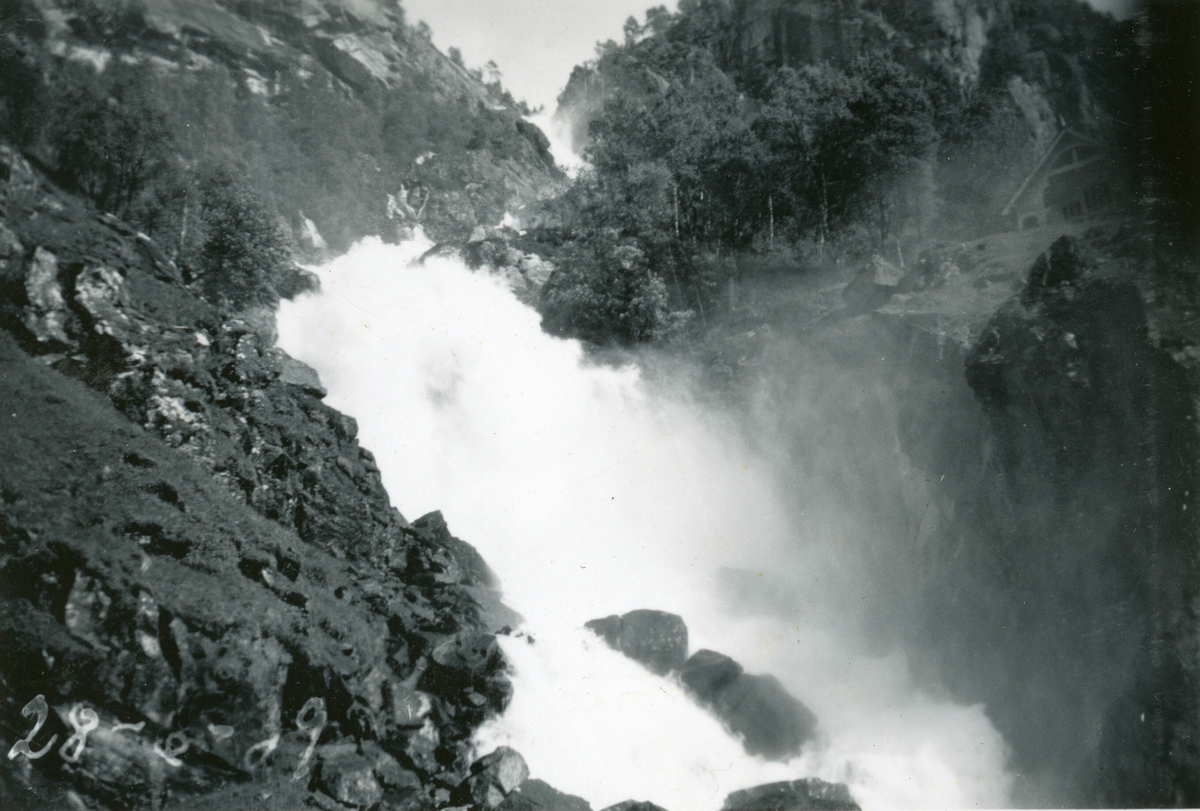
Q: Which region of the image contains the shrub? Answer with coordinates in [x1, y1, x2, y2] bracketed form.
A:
[192, 169, 290, 311]
[51, 68, 174, 217]
[539, 231, 685, 346]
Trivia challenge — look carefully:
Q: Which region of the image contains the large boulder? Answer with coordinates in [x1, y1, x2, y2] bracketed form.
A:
[680, 649, 817, 761]
[451, 746, 530, 809]
[680, 649, 744, 699]
[599, 802, 670, 811]
[498, 778, 594, 811]
[584, 610, 688, 676]
[316, 745, 386, 809]
[720, 778, 860, 810]
[709, 673, 818, 760]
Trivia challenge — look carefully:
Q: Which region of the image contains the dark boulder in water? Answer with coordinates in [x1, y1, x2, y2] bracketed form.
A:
[721, 778, 860, 810]
[586, 617, 818, 760]
[600, 802, 671, 811]
[584, 610, 688, 676]
[680, 649, 744, 698]
[682, 649, 817, 761]
[708, 673, 819, 760]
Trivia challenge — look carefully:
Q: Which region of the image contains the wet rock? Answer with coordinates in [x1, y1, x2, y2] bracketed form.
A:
[584, 610, 688, 676]
[451, 746, 529, 809]
[277, 354, 327, 398]
[412, 511, 500, 588]
[680, 649, 743, 699]
[599, 802, 670, 811]
[399, 718, 441, 774]
[367, 741, 423, 794]
[957, 234, 1199, 803]
[708, 673, 818, 760]
[720, 778, 860, 810]
[498, 778, 594, 811]
[421, 630, 504, 702]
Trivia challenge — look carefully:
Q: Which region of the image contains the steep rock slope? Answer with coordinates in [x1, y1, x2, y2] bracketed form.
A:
[2, 0, 561, 248]
[705, 222, 1199, 806]
[0, 146, 520, 809]
[953, 237, 1198, 804]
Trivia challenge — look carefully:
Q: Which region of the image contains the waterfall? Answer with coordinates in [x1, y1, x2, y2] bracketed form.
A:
[277, 234, 1013, 810]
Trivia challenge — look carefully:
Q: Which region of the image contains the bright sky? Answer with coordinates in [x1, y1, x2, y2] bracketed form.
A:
[401, 0, 678, 112]
[400, 0, 1139, 115]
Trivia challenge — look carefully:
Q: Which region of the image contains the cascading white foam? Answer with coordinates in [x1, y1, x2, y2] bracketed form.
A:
[527, 111, 586, 176]
[277, 234, 1014, 810]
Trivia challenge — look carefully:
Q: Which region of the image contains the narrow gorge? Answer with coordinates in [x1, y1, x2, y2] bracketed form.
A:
[2, 1, 1198, 810]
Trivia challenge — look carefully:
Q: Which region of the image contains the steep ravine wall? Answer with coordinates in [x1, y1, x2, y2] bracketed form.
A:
[949, 238, 1198, 806]
[777, 235, 1200, 807]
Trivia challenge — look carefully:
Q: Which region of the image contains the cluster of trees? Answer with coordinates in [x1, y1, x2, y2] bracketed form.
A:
[0, 54, 295, 311]
[537, 1, 1129, 348]
[0, 1, 541, 310]
[539, 13, 959, 345]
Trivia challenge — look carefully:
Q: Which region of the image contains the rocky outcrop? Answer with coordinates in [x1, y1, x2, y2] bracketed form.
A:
[584, 610, 688, 677]
[498, 778, 594, 811]
[711, 219, 1199, 806]
[599, 802, 670, 811]
[557, 0, 1118, 163]
[10, 0, 561, 246]
[450, 746, 529, 809]
[719, 778, 860, 811]
[832, 230, 1198, 806]
[456, 226, 558, 305]
[680, 651, 818, 761]
[952, 235, 1199, 805]
[0, 144, 521, 809]
[586, 614, 819, 762]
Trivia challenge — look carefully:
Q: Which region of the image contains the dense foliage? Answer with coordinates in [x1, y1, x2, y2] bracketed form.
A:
[192, 169, 292, 311]
[537, 1, 1135, 348]
[0, 0, 543, 310]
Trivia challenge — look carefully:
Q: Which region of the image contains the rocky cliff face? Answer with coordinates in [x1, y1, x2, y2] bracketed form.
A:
[0, 143, 521, 809]
[746, 225, 1200, 806]
[952, 236, 1198, 805]
[724, 0, 994, 84]
[696, 212, 1199, 807]
[4, 0, 561, 248]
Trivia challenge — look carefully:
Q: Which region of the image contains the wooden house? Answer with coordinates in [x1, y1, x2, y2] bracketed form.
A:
[1002, 129, 1127, 231]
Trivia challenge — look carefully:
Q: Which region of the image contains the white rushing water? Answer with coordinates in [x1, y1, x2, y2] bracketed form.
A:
[277, 234, 1013, 810]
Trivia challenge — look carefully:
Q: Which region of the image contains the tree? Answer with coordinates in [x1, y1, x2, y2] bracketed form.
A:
[192, 168, 290, 311]
[844, 54, 938, 244]
[539, 230, 683, 346]
[51, 68, 174, 217]
[756, 64, 859, 248]
[756, 56, 936, 248]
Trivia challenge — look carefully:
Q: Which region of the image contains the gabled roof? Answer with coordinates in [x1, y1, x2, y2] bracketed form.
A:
[1002, 128, 1101, 216]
